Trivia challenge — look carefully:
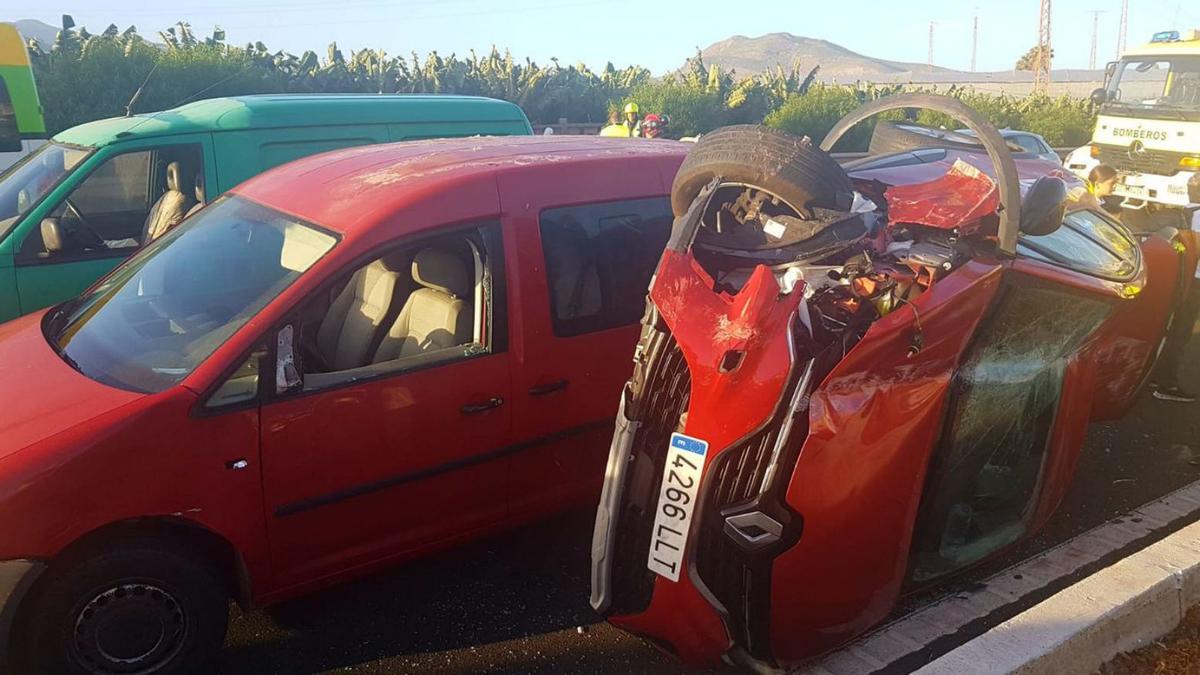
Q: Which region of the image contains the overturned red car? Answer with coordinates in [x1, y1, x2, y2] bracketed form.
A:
[590, 94, 1193, 669]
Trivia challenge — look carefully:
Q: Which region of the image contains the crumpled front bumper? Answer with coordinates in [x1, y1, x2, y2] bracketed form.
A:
[0, 559, 44, 670]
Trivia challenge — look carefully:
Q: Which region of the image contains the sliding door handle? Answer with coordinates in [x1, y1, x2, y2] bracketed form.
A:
[528, 379, 569, 396]
[461, 397, 504, 415]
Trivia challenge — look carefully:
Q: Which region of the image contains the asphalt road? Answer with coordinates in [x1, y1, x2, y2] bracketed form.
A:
[218, 335, 1200, 675]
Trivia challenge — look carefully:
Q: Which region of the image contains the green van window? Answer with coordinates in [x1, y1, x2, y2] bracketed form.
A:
[0, 77, 19, 152]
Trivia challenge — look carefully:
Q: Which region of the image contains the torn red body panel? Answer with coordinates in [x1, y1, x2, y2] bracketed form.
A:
[884, 159, 1000, 232]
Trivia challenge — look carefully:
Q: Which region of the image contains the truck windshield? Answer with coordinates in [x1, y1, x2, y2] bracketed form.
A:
[1105, 55, 1200, 111]
[0, 141, 90, 238]
[46, 196, 338, 393]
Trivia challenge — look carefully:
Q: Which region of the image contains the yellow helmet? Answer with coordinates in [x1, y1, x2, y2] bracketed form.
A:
[623, 102, 640, 115]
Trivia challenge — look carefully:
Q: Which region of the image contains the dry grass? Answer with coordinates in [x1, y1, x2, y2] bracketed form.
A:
[1102, 607, 1200, 675]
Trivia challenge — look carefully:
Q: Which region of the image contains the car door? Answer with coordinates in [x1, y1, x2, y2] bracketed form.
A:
[258, 223, 515, 590]
[497, 159, 676, 516]
[12, 139, 212, 314]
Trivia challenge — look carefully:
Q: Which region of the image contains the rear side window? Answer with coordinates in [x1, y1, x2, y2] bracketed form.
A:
[539, 197, 672, 337]
[0, 77, 18, 152]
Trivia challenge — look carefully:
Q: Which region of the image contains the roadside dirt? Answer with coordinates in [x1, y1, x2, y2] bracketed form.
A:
[1101, 607, 1200, 675]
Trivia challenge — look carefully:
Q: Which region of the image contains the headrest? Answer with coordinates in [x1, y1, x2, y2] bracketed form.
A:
[412, 247, 471, 298]
[166, 162, 183, 192]
[194, 172, 205, 203]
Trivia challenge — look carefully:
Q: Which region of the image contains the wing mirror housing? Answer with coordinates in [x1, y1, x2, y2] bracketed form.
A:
[1019, 176, 1069, 236]
[1090, 87, 1109, 107]
[40, 218, 64, 254]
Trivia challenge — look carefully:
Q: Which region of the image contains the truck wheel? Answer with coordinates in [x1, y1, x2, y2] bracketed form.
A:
[13, 543, 228, 675]
[867, 121, 985, 156]
[670, 124, 853, 217]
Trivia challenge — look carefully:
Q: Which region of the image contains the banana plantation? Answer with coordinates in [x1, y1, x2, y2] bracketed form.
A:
[26, 16, 1096, 147]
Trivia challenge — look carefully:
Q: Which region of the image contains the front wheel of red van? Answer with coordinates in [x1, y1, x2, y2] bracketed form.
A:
[13, 545, 228, 675]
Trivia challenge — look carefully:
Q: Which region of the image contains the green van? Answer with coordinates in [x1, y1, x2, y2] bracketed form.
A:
[0, 94, 532, 321]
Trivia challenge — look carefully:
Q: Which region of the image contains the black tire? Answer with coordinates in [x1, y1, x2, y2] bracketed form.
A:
[12, 542, 228, 675]
[670, 124, 853, 217]
[867, 121, 985, 156]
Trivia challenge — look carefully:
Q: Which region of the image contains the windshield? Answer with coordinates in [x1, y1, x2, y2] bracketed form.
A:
[0, 142, 91, 237]
[47, 196, 338, 393]
[1105, 55, 1200, 110]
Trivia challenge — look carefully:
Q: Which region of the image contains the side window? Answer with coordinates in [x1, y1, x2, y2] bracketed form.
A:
[285, 224, 504, 393]
[0, 77, 18, 152]
[539, 197, 672, 337]
[28, 143, 204, 260]
[68, 151, 151, 216]
[205, 347, 268, 410]
[1012, 135, 1041, 154]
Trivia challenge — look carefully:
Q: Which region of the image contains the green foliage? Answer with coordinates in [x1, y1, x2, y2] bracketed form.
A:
[911, 87, 1095, 147]
[764, 83, 907, 150]
[27, 16, 1097, 147]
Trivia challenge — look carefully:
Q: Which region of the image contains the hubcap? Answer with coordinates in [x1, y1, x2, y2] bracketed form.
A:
[71, 583, 187, 674]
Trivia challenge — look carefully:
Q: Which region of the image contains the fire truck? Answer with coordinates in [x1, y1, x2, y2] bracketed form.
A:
[1065, 29, 1200, 229]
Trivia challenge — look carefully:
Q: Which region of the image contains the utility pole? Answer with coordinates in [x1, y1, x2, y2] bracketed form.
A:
[971, 14, 979, 72]
[928, 21, 935, 70]
[1088, 10, 1104, 70]
[1034, 0, 1052, 93]
[1117, 0, 1128, 57]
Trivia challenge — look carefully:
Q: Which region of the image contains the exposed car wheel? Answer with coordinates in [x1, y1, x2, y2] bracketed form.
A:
[867, 121, 985, 156]
[13, 544, 228, 675]
[670, 124, 853, 217]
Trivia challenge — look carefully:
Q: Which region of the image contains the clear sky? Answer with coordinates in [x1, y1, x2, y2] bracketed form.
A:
[7, 0, 1200, 74]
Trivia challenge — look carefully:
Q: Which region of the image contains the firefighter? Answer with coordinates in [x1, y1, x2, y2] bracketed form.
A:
[599, 103, 642, 138]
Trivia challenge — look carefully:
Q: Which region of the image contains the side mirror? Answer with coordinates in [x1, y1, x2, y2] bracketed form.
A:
[1020, 176, 1069, 236]
[1103, 61, 1118, 87]
[1090, 88, 1109, 107]
[40, 218, 64, 254]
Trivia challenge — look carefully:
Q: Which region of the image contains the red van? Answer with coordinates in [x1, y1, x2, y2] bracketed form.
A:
[0, 136, 687, 674]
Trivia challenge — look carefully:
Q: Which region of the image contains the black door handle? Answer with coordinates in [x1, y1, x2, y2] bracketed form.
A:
[461, 397, 504, 415]
[528, 379, 569, 396]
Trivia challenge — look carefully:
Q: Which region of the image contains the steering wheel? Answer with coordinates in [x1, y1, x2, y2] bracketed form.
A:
[62, 199, 107, 249]
[820, 93, 1023, 256]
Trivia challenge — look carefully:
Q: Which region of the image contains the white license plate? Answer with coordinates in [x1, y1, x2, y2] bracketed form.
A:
[647, 433, 709, 581]
[1119, 182, 1148, 198]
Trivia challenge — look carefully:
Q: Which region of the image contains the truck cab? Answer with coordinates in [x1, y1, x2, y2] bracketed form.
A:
[0, 94, 532, 323]
[1069, 29, 1200, 224]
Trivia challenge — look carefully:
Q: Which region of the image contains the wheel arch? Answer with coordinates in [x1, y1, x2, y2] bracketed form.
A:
[30, 516, 253, 609]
